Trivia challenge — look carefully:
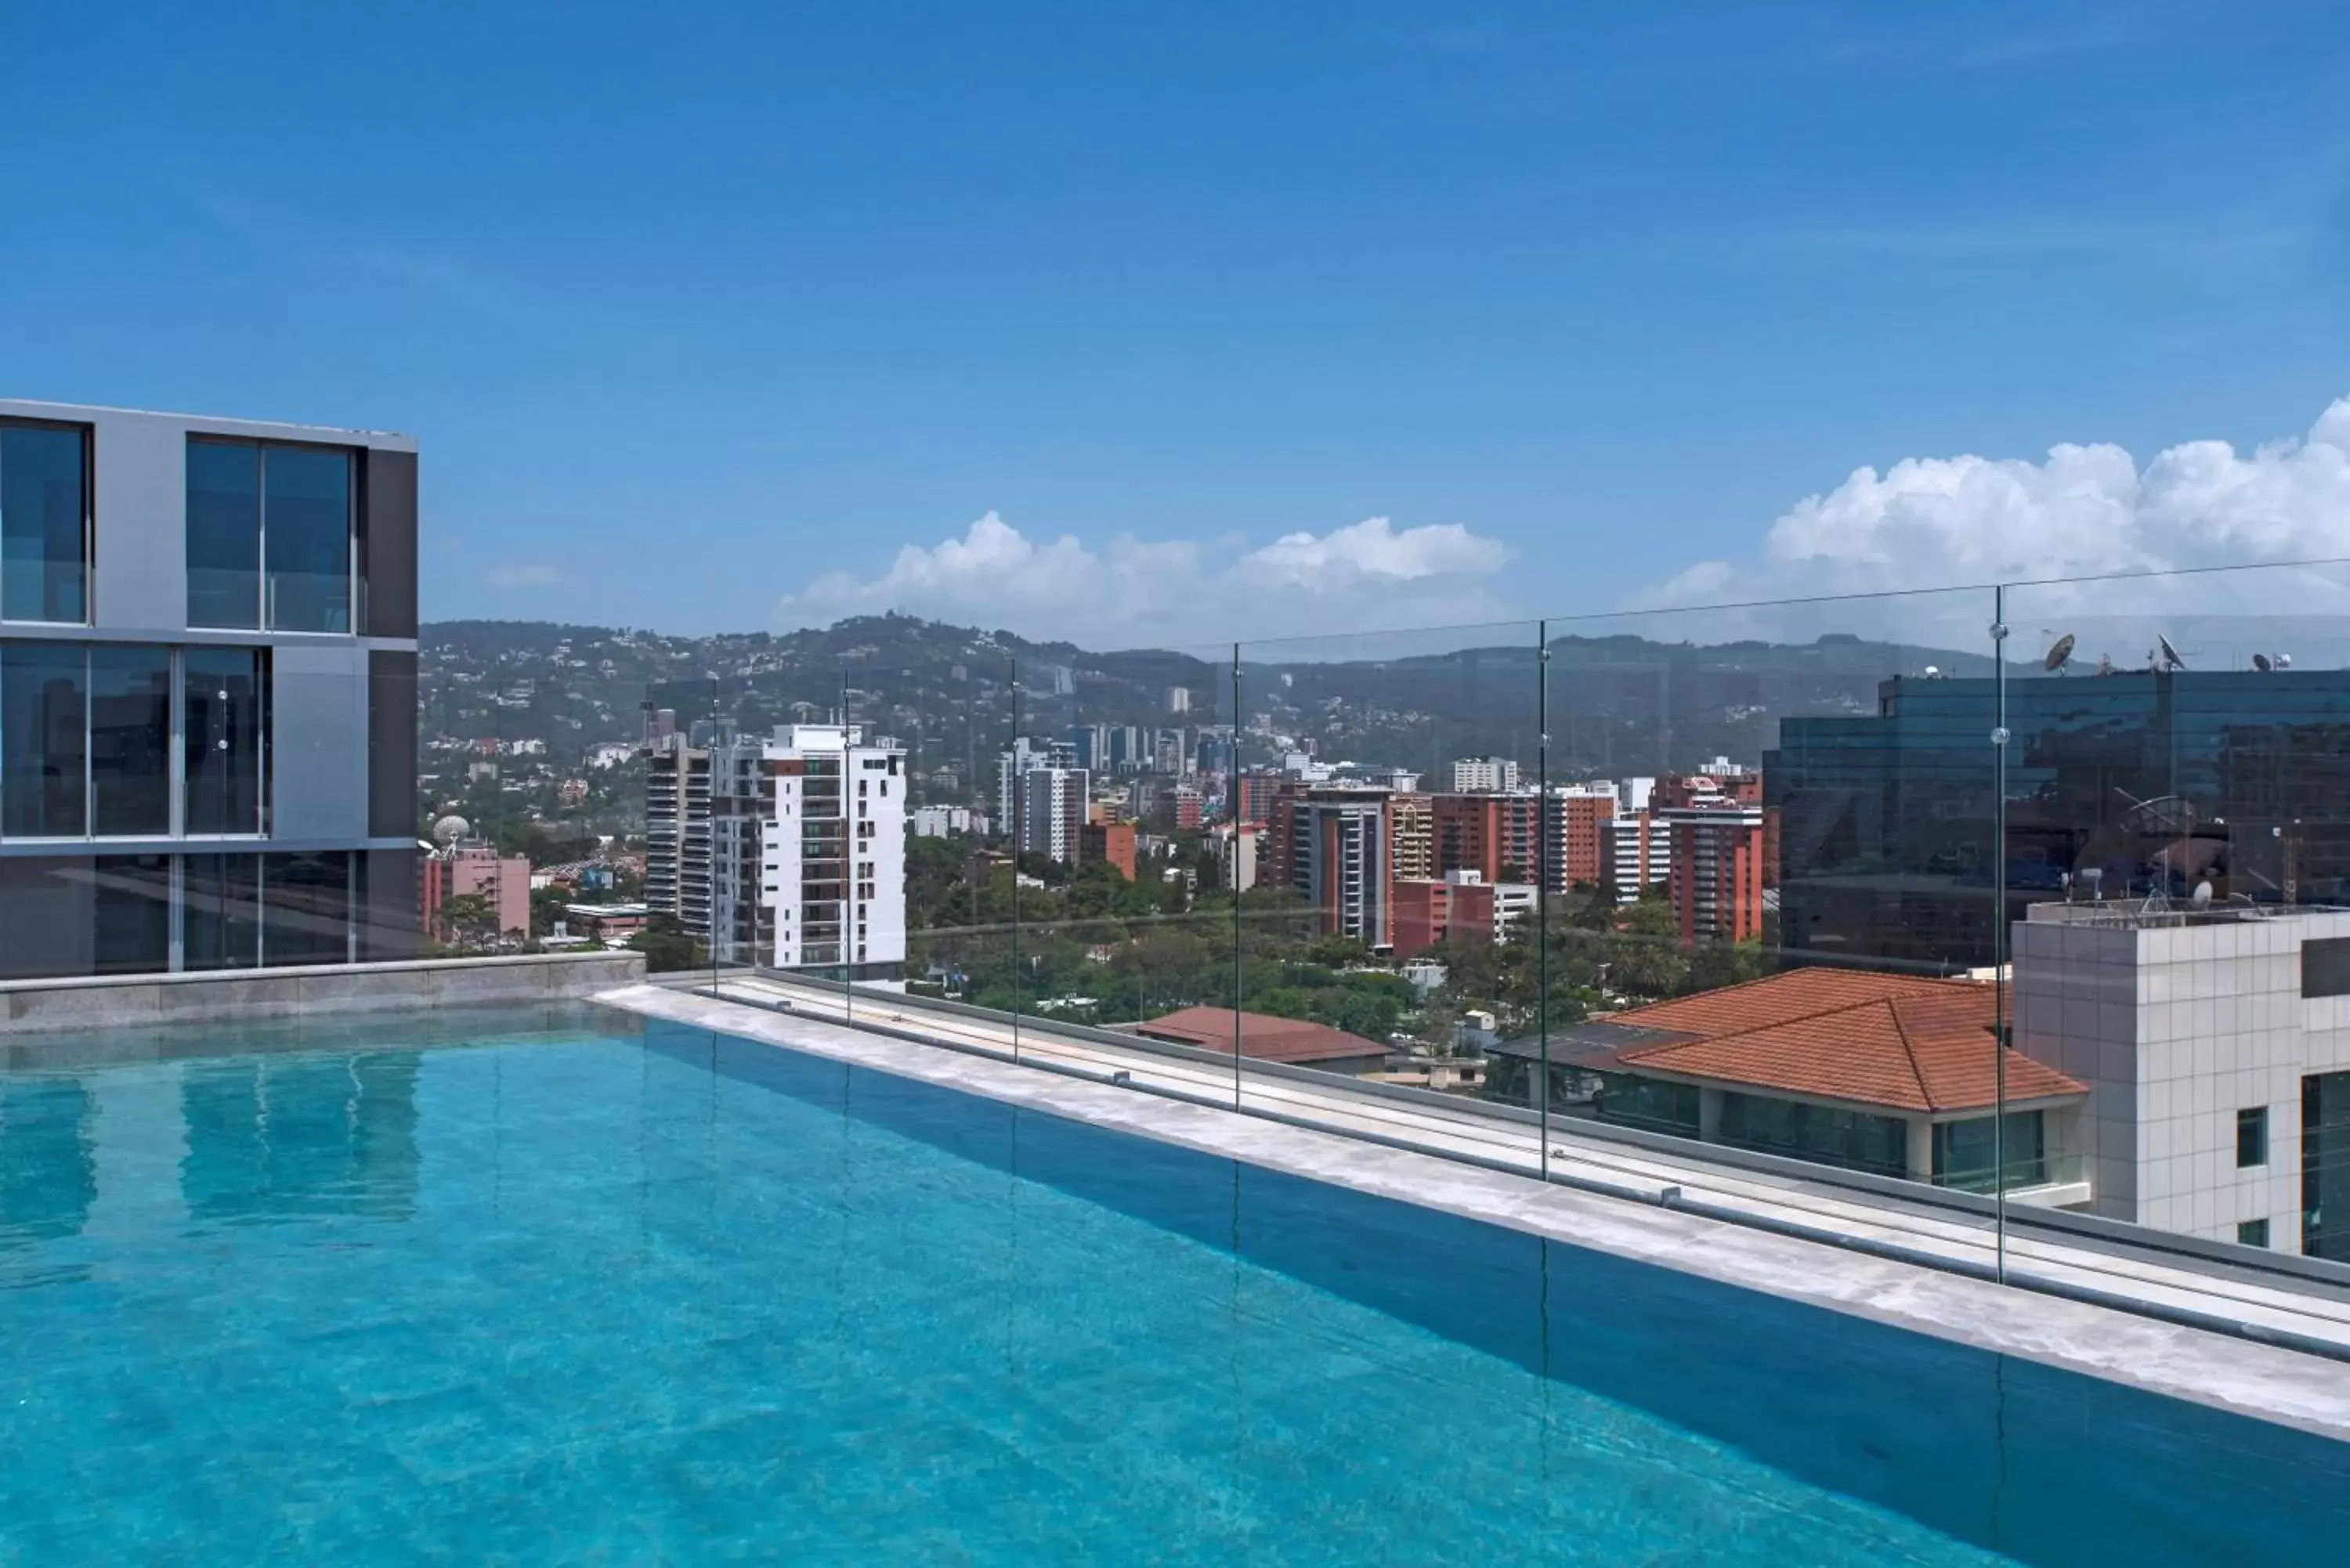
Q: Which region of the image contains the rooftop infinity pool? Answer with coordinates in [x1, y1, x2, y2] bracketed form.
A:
[2, 1007, 2346, 1563]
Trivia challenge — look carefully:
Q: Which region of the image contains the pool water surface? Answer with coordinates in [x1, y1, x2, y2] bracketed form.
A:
[2, 1013, 2347, 1563]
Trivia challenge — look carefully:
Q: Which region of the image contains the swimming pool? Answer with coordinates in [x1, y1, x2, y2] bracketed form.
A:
[3, 1010, 2346, 1563]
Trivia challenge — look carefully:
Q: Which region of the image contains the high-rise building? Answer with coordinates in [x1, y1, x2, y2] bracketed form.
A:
[996, 737, 1076, 832]
[1007, 763, 1089, 865]
[1235, 768, 1289, 825]
[1768, 670, 2350, 970]
[708, 724, 906, 976]
[1450, 756, 1520, 793]
[1267, 789, 1392, 948]
[1162, 785, 1203, 831]
[0, 399, 419, 979]
[1664, 789, 1766, 943]
[1080, 819, 1137, 880]
[644, 735, 713, 937]
[1390, 793, 1435, 882]
[1208, 822, 1258, 891]
[1166, 685, 1191, 714]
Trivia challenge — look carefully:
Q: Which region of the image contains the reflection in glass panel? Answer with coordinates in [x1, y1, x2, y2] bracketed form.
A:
[179, 1054, 421, 1222]
[184, 852, 262, 970]
[92, 854, 172, 974]
[0, 857, 92, 978]
[89, 645, 172, 836]
[186, 439, 261, 629]
[0, 1078, 94, 1247]
[263, 446, 352, 633]
[1, 643, 85, 836]
[184, 648, 268, 834]
[1, 423, 88, 623]
[262, 851, 350, 966]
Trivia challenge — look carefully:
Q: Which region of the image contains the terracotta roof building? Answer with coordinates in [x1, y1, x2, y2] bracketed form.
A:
[1491, 967, 2088, 1194]
[1130, 1007, 1390, 1075]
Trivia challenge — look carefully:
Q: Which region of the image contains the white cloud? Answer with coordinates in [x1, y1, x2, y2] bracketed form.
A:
[486, 563, 561, 588]
[778, 511, 1513, 647]
[1625, 396, 2350, 655]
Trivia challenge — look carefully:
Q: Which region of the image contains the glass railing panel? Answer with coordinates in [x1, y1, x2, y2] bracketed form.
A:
[2005, 562, 2350, 1265]
[1509, 585, 2010, 1193]
[1223, 620, 1539, 1156]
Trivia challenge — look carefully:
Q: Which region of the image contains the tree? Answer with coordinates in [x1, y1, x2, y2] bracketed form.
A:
[630, 913, 700, 973]
[436, 892, 501, 950]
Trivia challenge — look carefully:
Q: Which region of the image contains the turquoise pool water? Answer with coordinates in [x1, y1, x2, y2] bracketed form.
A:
[3, 1012, 2348, 1563]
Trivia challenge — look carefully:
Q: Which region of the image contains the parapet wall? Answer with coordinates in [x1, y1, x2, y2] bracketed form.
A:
[0, 952, 647, 1032]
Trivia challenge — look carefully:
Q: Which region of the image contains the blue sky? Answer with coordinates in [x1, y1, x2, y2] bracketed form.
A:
[3, 2, 2347, 645]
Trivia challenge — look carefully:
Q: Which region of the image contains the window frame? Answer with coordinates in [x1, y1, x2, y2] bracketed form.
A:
[0, 642, 272, 843]
[2236, 1105, 2269, 1169]
[0, 416, 96, 628]
[185, 435, 360, 636]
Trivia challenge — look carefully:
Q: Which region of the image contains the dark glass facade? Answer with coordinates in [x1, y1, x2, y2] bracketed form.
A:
[1769, 670, 2350, 971]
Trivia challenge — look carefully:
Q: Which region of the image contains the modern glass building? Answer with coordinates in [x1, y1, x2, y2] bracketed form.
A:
[0, 399, 418, 978]
[1768, 668, 2350, 973]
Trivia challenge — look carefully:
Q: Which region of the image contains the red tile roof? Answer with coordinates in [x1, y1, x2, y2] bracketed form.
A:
[1603, 970, 2084, 1114]
[1133, 1007, 1389, 1066]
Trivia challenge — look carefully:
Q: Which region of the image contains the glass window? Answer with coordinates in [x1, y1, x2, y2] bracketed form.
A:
[2304, 938, 2350, 999]
[1, 422, 89, 623]
[263, 446, 352, 633]
[2237, 1105, 2269, 1169]
[185, 853, 262, 970]
[2237, 1218, 2270, 1249]
[89, 646, 172, 836]
[1932, 1111, 2047, 1192]
[93, 854, 172, 974]
[2311, 1071, 2350, 1261]
[185, 648, 268, 834]
[1719, 1091, 1911, 1179]
[263, 851, 349, 966]
[2, 644, 86, 836]
[187, 440, 262, 629]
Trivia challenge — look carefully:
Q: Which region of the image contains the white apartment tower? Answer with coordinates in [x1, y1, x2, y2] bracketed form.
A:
[710, 724, 906, 977]
[1451, 756, 1520, 793]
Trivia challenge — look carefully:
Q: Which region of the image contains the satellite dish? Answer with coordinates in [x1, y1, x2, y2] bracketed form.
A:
[1922, 664, 1940, 678]
[2191, 880, 2214, 909]
[2044, 633, 2076, 674]
[2157, 633, 2186, 671]
[432, 814, 472, 846]
[2253, 652, 2272, 673]
[2277, 653, 2294, 669]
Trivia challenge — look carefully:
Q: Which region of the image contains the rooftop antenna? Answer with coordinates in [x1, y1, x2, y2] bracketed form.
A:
[2156, 633, 2186, 672]
[2043, 632, 2076, 675]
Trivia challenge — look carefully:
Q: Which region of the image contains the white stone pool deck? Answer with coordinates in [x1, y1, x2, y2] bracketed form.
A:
[598, 980, 2350, 1443]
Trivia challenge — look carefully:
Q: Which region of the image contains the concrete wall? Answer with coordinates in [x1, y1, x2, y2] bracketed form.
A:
[2016, 907, 2350, 1251]
[0, 952, 645, 1033]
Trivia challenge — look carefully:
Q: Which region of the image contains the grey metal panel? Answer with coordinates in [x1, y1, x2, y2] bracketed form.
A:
[362, 449, 418, 638]
[269, 642, 370, 840]
[87, 409, 187, 632]
[368, 649, 418, 837]
[360, 847, 421, 960]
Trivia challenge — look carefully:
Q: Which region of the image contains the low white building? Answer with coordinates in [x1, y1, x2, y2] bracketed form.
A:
[911, 804, 979, 837]
[2014, 902, 2350, 1256]
[710, 724, 906, 978]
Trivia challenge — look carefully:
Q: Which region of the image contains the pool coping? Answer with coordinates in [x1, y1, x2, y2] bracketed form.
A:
[597, 981, 2350, 1444]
